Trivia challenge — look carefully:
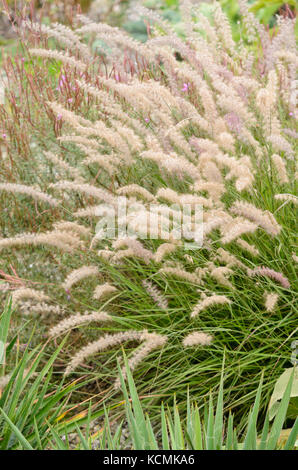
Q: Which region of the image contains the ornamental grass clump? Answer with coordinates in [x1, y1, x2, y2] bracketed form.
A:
[0, 1, 296, 427]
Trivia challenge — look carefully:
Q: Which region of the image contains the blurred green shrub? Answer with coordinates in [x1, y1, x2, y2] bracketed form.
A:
[121, 0, 297, 43]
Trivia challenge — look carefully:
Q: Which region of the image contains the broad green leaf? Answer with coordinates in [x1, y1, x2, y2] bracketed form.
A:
[269, 368, 298, 420]
[267, 369, 294, 450]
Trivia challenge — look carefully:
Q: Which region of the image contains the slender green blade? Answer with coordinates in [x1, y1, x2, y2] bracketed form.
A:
[226, 413, 234, 450]
[161, 403, 170, 450]
[206, 393, 214, 450]
[283, 418, 298, 450]
[0, 407, 33, 450]
[243, 373, 263, 450]
[214, 360, 224, 449]
[192, 404, 203, 450]
[258, 413, 270, 450]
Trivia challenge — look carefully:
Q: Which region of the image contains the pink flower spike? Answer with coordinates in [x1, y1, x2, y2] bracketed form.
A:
[182, 83, 189, 92]
[2, 133, 6, 138]
[289, 112, 293, 116]
[145, 118, 150, 123]
[57, 114, 62, 121]
[67, 98, 73, 103]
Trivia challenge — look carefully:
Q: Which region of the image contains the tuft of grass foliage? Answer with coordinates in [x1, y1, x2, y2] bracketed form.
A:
[1, 307, 297, 451]
[0, 297, 108, 449]
[115, 354, 298, 450]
